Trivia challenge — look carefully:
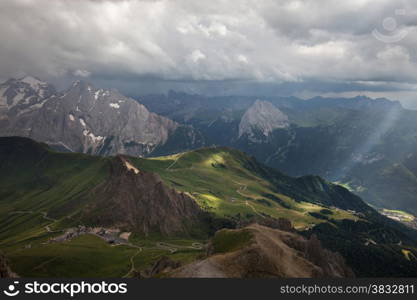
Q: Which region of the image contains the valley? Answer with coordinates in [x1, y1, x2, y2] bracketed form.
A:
[2, 0, 417, 284]
[139, 93, 417, 217]
[1, 137, 417, 277]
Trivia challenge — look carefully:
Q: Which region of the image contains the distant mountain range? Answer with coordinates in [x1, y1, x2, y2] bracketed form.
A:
[2, 76, 417, 218]
[138, 91, 417, 217]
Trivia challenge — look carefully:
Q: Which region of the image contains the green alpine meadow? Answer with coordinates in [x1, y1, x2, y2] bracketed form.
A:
[1, 137, 417, 278]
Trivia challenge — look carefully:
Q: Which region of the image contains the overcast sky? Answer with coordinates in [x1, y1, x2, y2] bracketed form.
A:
[1, 0, 417, 108]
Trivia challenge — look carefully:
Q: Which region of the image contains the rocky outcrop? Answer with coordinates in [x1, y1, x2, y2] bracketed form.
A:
[82, 156, 203, 236]
[172, 224, 354, 278]
[0, 253, 17, 278]
[238, 100, 289, 141]
[0, 76, 55, 127]
[0, 76, 55, 113]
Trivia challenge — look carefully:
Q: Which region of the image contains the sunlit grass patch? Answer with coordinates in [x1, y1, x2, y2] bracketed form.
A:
[401, 249, 417, 261]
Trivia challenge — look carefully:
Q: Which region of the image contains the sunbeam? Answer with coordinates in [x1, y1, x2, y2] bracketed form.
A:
[334, 106, 402, 181]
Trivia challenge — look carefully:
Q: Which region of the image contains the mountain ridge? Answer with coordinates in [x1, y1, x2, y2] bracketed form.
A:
[2, 76, 417, 220]
[1, 137, 417, 277]
[171, 224, 354, 278]
[137, 92, 417, 216]
[0, 77, 201, 157]
[238, 99, 289, 141]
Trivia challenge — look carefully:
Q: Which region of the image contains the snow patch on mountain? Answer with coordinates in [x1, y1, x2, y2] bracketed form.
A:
[79, 118, 86, 127]
[94, 90, 101, 100]
[0, 76, 55, 115]
[9, 92, 25, 108]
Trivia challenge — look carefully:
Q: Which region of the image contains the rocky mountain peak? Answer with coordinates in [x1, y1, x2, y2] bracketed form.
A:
[0, 76, 187, 157]
[0, 76, 55, 118]
[82, 156, 203, 236]
[69, 79, 88, 89]
[238, 100, 289, 141]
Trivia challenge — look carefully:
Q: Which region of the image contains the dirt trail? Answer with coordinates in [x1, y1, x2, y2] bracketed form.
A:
[9, 210, 34, 214]
[191, 243, 204, 249]
[123, 249, 142, 278]
[156, 242, 177, 253]
[166, 154, 183, 170]
[118, 240, 204, 278]
[232, 181, 265, 218]
[233, 181, 248, 196]
[32, 257, 58, 271]
[245, 201, 265, 218]
[155, 242, 204, 253]
[41, 212, 56, 222]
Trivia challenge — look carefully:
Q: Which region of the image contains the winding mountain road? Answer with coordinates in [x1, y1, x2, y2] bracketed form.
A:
[166, 153, 184, 170]
[123, 249, 142, 278]
[233, 181, 265, 218]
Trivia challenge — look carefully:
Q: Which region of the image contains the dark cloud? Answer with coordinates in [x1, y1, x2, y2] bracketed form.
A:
[1, 0, 417, 107]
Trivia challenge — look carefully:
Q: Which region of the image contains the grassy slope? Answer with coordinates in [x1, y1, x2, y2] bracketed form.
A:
[5, 235, 135, 277]
[129, 148, 358, 230]
[211, 228, 253, 254]
[347, 161, 417, 215]
[3, 234, 203, 278]
[0, 138, 390, 277]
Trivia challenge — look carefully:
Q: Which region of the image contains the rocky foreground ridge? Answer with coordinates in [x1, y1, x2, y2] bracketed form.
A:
[144, 222, 354, 278]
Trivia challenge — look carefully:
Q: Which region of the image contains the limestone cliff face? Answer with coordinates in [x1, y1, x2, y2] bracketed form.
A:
[0, 78, 198, 157]
[172, 224, 354, 278]
[238, 100, 289, 142]
[82, 156, 202, 236]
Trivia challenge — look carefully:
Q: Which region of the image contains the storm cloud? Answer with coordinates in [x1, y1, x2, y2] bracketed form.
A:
[1, 0, 417, 106]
